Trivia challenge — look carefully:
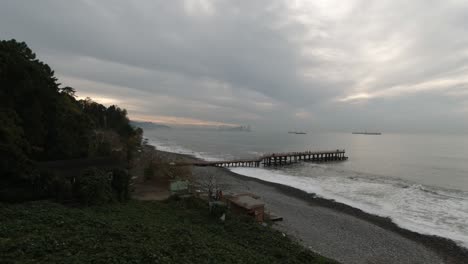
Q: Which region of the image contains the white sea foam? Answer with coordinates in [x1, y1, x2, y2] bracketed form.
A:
[148, 138, 226, 161]
[229, 167, 468, 249]
[146, 136, 468, 249]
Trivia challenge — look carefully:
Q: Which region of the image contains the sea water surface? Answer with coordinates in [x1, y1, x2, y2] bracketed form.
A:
[144, 129, 468, 248]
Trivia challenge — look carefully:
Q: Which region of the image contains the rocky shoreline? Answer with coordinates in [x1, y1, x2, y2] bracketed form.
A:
[154, 149, 468, 264]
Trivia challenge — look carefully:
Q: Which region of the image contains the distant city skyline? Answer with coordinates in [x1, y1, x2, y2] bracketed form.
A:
[1, 0, 468, 132]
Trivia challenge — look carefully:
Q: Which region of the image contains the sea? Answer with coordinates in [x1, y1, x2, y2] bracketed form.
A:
[144, 128, 468, 248]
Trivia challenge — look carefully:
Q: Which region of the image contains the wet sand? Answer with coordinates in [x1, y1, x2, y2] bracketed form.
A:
[155, 150, 468, 264]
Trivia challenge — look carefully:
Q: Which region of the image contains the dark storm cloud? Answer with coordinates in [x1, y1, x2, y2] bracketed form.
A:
[1, 0, 468, 131]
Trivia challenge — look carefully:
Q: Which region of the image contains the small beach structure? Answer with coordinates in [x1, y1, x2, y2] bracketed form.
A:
[226, 193, 265, 222]
[169, 180, 190, 196]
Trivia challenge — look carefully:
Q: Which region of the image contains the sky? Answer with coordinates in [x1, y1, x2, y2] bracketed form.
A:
[1, 0, 468, 132]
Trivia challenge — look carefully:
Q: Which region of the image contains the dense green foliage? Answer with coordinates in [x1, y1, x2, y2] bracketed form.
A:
[73, 168, 114, 206]
[0, 39, 142, 201]
[111, 168, 131, 202]
[64, 168, 131, 205]
[0, 199, 337, 264]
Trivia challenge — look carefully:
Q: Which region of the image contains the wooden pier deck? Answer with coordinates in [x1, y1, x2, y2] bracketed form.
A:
[173, 150, 347, 168]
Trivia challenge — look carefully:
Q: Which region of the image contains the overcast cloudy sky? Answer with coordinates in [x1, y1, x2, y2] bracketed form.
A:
[1, 0, 468, 132]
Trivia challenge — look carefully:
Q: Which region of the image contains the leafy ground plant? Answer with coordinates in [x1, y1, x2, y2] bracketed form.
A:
[0, 198, 338, 264]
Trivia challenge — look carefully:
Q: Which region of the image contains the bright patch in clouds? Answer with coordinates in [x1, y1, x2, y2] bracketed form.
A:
[134, 114, 236, 127]
[294, 110, 313, 120]
[339, 93, 372, 102]
[340, 75, 468, 102]
[184, 0, 215, 16]
[2, 0, 468, 131]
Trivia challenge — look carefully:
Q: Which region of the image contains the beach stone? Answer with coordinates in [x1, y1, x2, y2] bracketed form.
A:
[192, 166, 447, 264]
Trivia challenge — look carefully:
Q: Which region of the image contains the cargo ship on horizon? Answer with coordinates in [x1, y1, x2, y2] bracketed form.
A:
[288, 131, 307, 134]
[352, 131, 382, 135]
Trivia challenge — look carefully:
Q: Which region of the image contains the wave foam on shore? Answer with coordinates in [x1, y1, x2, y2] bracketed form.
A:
[147, 139, 468, 249]
[148, 139, 225, 161]
[230, 166, 468, 249]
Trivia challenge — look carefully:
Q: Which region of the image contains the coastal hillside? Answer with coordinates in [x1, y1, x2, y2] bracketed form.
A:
[2, 1, 468, 263]
[0, 39, 142, 202]
[131, 120, 171, 130]
[0, 40, 339, 263]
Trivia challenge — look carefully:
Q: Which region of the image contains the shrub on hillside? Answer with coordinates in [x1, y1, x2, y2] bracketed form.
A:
[33, 170, 73, 202]
[46, 173, 74, 202]
[111, 169, 130, 202]
[74, 168, 114, 206]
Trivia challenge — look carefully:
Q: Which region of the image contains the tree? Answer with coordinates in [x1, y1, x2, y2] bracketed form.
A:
[0, 39, 142, 202]
[60, 86, 76, 97]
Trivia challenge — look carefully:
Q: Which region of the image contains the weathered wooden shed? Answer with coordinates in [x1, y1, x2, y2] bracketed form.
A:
[226, 194, 265, 222]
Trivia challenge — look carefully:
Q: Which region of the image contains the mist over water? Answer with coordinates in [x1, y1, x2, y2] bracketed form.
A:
[146, 129, 468, 248]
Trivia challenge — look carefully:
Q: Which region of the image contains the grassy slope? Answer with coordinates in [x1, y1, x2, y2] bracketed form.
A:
[0, 199, 337, 264]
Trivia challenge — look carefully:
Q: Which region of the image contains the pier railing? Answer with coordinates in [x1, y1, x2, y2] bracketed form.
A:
[173, 149, 348, 168]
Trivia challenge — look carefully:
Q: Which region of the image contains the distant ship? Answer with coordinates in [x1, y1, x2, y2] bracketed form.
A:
[352, 132, 382, 135]
[288, 131, 307, 134]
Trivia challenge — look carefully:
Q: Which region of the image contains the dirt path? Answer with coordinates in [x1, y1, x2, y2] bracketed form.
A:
[132, 179, 170, 201]
[130, 146, 193, 201]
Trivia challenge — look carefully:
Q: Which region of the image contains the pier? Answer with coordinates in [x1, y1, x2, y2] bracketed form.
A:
[174, 150, 347, 168]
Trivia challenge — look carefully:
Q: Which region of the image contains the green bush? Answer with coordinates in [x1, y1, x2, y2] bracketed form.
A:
[25, 170, 74, 203]
[111, 169, 130, 202]
[96, 140, 112, 156]
[210, 202, 228, 218]
[0, 199, 339, 264]
[46, 173, 73, 202]
[74, 168, 114, 206]
[0, 185, 37, 202]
